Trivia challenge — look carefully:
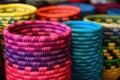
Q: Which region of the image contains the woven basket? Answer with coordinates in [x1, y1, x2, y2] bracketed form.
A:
[84, 15, 120, 80]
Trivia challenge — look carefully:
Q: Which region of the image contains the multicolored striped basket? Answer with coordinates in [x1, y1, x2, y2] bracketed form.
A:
[64, 21, 103, 80]
[0, 3, 37, 79]
[4, 20, 72, 80]
[103, 49, 120, 80]
[84, 15, 120, 80]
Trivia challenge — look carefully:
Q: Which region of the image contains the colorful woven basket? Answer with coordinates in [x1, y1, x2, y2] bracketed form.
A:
[4, 20, 72, 80]
[64, 21, 103, 80]
[84, 15, 120, 80]
[0, 3, 36, 26]
[37, 5, 80, 22]
[103, 65, 120, 80]
[0, 3, 36, 79]
[103, 48, 120, 80]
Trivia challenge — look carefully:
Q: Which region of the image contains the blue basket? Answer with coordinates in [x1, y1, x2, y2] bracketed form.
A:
[59, 3, 95, 19]
[107, 8, 120, 16]
[64, 21, 103, 80]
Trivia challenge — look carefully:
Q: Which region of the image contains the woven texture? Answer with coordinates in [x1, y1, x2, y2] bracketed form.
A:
[103, 49, 120, 80]
[84, 15, 120, 80]
[37, 5, 80, 22]
[0, 4, 36, 79]
[4, 20, 72, 80]
[64, 21, 103, 80]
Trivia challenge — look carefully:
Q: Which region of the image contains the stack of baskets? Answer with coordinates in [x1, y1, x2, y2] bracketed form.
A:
[0, 3, 36, 79]
[37, 5, 80, 22]
[64, 21, 103, 80]
[84, 15, 120, 80]
[4, 21, 72, 80]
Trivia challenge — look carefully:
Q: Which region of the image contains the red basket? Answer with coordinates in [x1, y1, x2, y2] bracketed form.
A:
[94, 4, 120, 13]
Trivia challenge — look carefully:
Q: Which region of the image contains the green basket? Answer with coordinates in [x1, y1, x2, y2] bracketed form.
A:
[84, 15, 120, 27]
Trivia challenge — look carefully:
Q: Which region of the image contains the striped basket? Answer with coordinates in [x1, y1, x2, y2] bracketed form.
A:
[84, 15, 120, 80]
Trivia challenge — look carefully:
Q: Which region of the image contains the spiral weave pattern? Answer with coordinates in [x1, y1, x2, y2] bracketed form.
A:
[64, 21, 103, 80]
[4, 20, 72, 80]
[0, 3, 37, 79]
[84, 15, 120, 80]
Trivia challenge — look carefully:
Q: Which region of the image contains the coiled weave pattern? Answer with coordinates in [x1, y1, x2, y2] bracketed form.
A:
[4, 20, 72, 80]
[84, 15, 120, 80]
[64, 21, 103, 80]
[0, 3, 37, 79]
